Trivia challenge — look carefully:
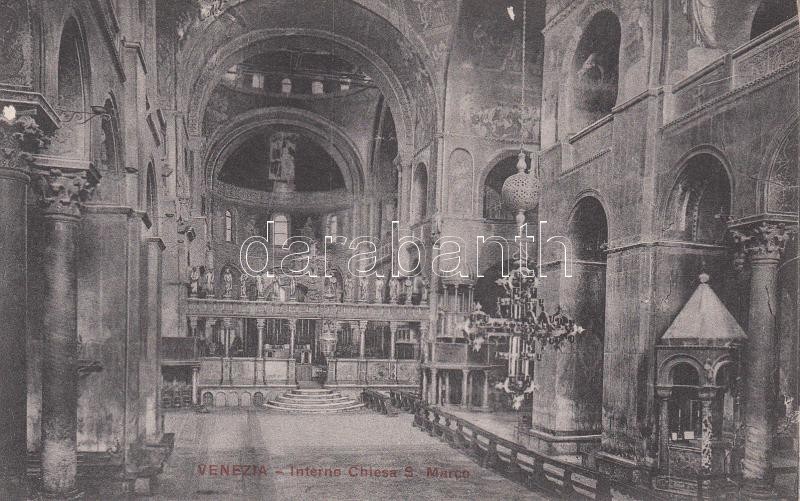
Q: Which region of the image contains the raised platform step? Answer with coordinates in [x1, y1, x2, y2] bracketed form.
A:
[266, 387, 363, 413]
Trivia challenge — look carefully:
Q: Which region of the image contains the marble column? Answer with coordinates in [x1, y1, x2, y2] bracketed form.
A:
[0, 114, 42, 496]
[33, 164, 100, 497]
[256, 318, 265, 359]
[656, 387, 672, 471]
[223, 318, 232, 358]
[444, 371, 450, 406]
[191, 367, 199, 405]
[461, 369, 469, 407]
[422, 369, 428, 401]
[389, 322, 397, 360]
[482, 371, 490, 410]
[430, 368, 438, 404]
[731, 221, 794, 498]
[357, 321, 365, 359]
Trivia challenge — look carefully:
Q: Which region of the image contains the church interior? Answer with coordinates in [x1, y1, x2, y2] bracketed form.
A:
[0, 0, 798, 499]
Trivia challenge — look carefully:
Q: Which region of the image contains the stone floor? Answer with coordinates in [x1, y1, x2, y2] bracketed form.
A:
[134, 410, 548, 500]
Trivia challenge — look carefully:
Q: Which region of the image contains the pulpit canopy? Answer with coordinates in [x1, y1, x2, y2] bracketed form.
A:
[656, 273, 746, 387]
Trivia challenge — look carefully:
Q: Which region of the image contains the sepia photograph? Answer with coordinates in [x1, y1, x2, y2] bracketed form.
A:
[0, 0, 798, 499]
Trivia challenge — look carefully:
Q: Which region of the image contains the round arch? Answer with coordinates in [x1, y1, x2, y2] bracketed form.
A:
[568, 194, 609, 262]
[760, 118, 798, 214]
[204, 107, 366, 197]
[657, 354, 706, 386]
[53, 15, 92, 159]
[558, 1, 626, 134]
[179, 13, 439, 161]
[660, 146, 735, 243]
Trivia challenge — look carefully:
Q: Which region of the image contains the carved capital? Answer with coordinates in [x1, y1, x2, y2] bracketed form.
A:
[729, 221, 795, 262]
[31, 164, 100, 218]
[0, 115, 48, 180]
[256, 318, 266, 330]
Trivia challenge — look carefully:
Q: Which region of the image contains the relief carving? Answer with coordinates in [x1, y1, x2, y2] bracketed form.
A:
[32, 166, 101, 217]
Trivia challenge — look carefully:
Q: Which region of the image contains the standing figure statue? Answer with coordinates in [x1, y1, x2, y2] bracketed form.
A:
[204, 267, 215, 297]
[419, 275, 430, 305]
[222, 267, 233, 298]
[239, 273, 248, 300]
[343, 275, 355, 302]
[403, 277, 414, 305]
[389, 276, 400, 304]
[374, 276, 386, 303]
[358, 276, 368, 302]
[189, 266, 200, 296]
[255, 273, 265, 299]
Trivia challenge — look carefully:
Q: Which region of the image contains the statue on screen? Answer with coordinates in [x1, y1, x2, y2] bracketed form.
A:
[268, 132, 298, 181]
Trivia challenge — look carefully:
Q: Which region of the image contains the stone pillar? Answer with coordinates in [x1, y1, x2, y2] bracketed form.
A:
[430, 368, 438, 404]
[357, 321, 365, 359]
[256, 318, 265, 359]
[191, 367, 199, 405]
[699, 388, 715, 475]
[223, 318, 232, 358]
[0, 113, 42, 496]
[731, 221, 794, 498]
[482, 371, 490, 410]
[444, 371, 450, 406]
[656, 387, 672, 471]
[288, 319, 296, 358]
[462, 369, 469, 407]
[422, 369, 428, 401]
[389, 322, 397, 360]
[188, 316, 198, 337]
[33, 164, 100, 497]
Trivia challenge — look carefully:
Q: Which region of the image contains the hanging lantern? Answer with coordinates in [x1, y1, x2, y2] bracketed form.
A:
[501, 150, 541, 226]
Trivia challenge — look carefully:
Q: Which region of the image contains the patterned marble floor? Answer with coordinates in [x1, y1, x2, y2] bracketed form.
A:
[147, 410, 548, 500]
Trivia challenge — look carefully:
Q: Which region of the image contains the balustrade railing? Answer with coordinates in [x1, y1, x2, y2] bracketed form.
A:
[384, 394, 667, 501]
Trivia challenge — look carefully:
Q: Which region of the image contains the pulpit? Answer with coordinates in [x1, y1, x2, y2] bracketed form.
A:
[653, 274, 745, 499]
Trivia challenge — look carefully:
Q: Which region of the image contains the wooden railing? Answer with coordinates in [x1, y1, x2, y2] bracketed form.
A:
[385, 391, 665, 501]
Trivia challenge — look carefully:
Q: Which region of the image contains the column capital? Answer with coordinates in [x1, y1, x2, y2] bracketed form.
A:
[729, 219, 796, 262]
[31, 162, 101, 218]
[223, 317, 232, 328]
[256, 318, 266, 329]
[188, 316, 199, 328]
[0, 115, 48, 182]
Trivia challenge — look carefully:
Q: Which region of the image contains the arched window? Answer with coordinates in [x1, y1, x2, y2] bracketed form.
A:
[665, 153, 731, 244]
[412, 163, 428, 224]
[751, 1, 797, 39]
[570, 11, 621, 130]
[224, 210, 234, 242]
[57, 18, 90, 158]
[483, 156, 518, 221]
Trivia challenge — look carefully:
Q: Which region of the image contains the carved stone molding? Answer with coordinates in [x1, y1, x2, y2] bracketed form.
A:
[729, 220, 796, 262]
[31, 164, 101, 218]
